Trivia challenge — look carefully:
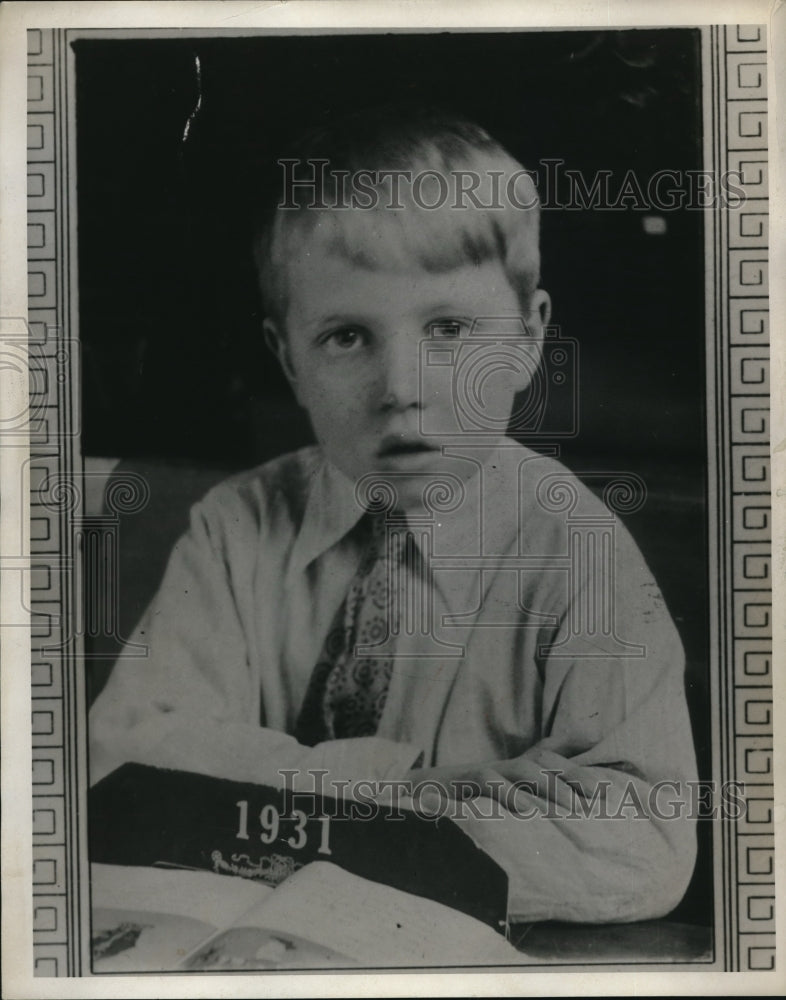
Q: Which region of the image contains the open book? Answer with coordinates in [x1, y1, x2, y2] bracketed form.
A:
[91, 861, 527, 972]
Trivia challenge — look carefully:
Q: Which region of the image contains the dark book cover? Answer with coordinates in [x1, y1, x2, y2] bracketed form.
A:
[89, 763, 509, 933]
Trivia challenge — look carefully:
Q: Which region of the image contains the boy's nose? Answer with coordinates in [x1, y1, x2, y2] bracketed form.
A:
[378, 333, 422, 411]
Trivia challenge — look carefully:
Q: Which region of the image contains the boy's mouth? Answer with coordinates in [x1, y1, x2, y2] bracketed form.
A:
[377, 435, 436, 458]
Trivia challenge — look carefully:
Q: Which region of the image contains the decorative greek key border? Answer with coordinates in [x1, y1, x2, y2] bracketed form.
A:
[703, 24, 773, 973]
[25, 24, 772, 975]
[27, 26, 89, 977]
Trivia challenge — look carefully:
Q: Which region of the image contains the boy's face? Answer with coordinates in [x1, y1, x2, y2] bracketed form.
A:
[266, 243, 550, 512]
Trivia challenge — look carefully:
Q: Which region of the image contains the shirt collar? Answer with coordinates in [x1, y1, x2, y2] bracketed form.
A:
[285, 456, 367, 587]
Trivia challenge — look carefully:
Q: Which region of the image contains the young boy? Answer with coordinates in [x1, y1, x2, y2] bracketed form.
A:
[89, 108, 698, 925]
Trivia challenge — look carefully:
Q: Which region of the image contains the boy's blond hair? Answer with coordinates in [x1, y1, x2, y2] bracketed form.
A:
[254, 107, 541, 329]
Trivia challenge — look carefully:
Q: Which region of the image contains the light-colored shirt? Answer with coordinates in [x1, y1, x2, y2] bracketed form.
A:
[90, 440, 698, 924]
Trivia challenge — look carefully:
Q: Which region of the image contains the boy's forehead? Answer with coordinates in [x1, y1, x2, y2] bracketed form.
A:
[270, 197, 539, 322]
[286, 249, 522, 328]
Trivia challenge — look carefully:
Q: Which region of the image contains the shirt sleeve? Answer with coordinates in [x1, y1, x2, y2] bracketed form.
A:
[89, 490, 422, 788]
[444, 521, 699, 925]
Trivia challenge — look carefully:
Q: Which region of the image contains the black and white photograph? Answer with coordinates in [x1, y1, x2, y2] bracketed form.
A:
[0, 1, 780, 995]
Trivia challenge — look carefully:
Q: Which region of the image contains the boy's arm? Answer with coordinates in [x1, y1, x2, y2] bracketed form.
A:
[89, 491, 421, 787]
[410, 530, 699, 925]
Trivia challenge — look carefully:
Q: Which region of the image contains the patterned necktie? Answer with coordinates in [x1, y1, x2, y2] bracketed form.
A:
[294, 515, 402, 745]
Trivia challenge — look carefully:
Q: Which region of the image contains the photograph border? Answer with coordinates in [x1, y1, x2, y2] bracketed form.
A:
[2, 5, 777, 992]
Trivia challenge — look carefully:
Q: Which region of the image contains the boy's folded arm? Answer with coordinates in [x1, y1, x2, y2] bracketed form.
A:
[454, 781, 695, 926]
[414, 749, 697, 925]
[89, 606, 422, 789]
[90, 706, 422, 788]
[412, 618, 698, 925]
[89, 629, 423, 787]
[89, 495, 423, 787]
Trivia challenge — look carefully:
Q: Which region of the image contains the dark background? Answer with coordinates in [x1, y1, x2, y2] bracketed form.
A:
[75, 30, 711, 927]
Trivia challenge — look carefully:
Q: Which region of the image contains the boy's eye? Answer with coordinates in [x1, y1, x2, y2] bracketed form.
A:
[430, 320, 463, 339]
[325, 326, 365, 350]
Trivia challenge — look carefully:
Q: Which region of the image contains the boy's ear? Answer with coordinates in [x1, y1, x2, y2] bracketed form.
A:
[528, 288, 552, 331]
[263, 319, 301, 401]
[517, 289, 551, 392]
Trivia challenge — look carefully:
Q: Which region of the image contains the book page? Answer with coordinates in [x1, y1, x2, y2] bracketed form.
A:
[202, 861, 527, 968]
[91, 864, 274, 973]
